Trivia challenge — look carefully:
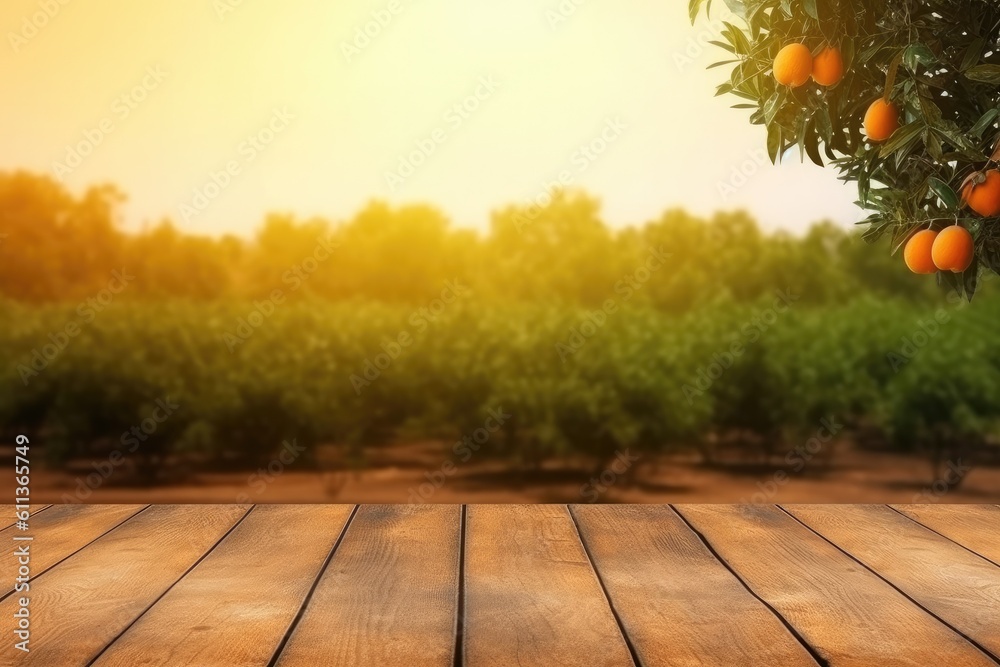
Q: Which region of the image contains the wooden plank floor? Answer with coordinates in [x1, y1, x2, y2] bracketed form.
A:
[2, 505, 998, 666]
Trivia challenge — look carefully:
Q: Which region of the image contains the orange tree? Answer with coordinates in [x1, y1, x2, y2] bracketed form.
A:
[690, 0, 1000, 297]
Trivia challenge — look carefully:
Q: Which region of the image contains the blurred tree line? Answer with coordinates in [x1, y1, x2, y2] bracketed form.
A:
[0, 171, 936, 307]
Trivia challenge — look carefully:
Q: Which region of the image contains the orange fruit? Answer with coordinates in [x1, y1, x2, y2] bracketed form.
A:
[864, 99, 900, 142]
[903, 229, 938, 274]
[812, 46, 844, 86]
[962, 169, 1000, 217]
[931, 226, 974, 273]
[773, 43, 813, 88]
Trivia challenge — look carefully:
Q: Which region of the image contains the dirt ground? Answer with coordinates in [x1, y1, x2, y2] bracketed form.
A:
[13, 438, 1000, 504]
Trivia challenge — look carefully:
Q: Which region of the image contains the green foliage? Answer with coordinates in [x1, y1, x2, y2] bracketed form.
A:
[692, 0, 1000, 298]
[4, 296, 999, 474]
[1, 172, 993, 476]
[0, 172, 939, 307]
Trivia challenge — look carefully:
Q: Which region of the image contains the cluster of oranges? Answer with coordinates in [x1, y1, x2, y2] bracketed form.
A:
[772, 43, 900, 142]
[903, 227, 974, 274]
[772, 41, 1000, 277]
[773, 43, 844, 88]
[901, 170, 1000, 275]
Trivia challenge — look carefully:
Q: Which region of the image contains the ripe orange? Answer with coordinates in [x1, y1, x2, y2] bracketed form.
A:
[773, 43, 813, 88]
[812, 46, 844, 86]
[864, 99, 900, 142]
[903, 229, 938, 274]
[962, 169, 1000, 217]
[931, 226, 974, 273]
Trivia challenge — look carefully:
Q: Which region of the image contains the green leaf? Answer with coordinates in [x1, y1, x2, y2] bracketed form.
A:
[708, 40, 736, 54]
[903, 43, 936, 72]
[878, 121, 924, 158]
[964, 259, 979, 301]
[969, 109, 999, 138]
[840, 36, 855, 72]
[966, 65, 1000, 84]
[860, 217, 893, 244]
[766, 122, 781, 164]
[925, 129, 943, 161]
[763, 90, 784, 125]
[722, 23, 753, 56]
[805, 125, 823, 167]
[707, 59, 741, 69]
[927, 177, 960, 210]
[815, 105, 833, 143]
[938, 270, 961, 296]
[720, 0, 746, 20]
[916, 91, 942, 123]
[890, 223, 922, 256]
[802, 0, 819, 20]
[688, 0, 706, 23]
[960, 38, 986, 72]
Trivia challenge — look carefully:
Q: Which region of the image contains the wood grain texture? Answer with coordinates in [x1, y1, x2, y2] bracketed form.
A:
[274, 504, 461, 667]
[571, 504, 818, 667]
[0, 504, 146, 599]
[676, 504, 996, 667]
[0, 504, 52, 530]
[0, 504, 249, 666]
[92, 505, 354, 667]
[786, 504, 1000, 660]
[890, 504, 1000, 565]
[463, 504, 634, 667]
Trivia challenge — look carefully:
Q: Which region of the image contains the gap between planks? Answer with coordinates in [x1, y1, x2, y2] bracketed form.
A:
[777, 505, 1000, 666]
[85, 505, 257, 666]
[667, 505, 829, 667]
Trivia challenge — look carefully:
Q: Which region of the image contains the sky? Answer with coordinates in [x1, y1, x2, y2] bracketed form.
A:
[0, 0, 864, 236]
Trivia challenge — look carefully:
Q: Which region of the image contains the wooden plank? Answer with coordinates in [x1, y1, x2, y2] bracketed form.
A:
[890, 504, 1000, 565]
[462, 505, 634, 667]
[676, 505, 996, 667]
[92, 505, 354, 667]
[274, 504, 460, 667]
[0, 504, 146, 599]
[786, 504, 1000, 660]
[0, 504, 249, 666]
[0, 504, 52, 530]
[571, 504, 817, 666]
